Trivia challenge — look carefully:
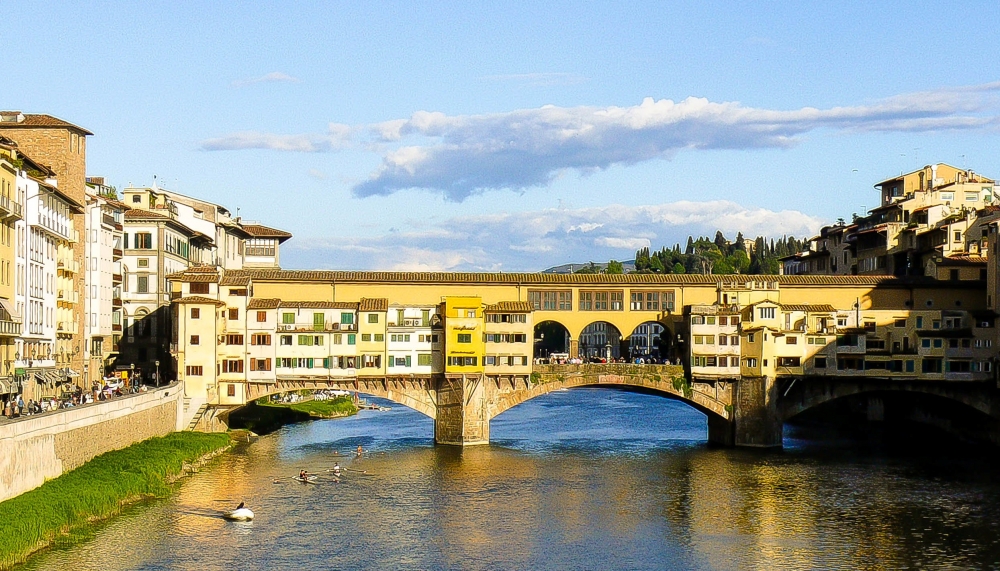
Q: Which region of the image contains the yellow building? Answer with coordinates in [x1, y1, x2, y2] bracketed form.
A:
[0, 138, 22, 394]
[483, 301, 533, 376]
[443, 296, 485, 374]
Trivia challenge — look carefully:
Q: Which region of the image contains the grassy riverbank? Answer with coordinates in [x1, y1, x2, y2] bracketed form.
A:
[228, 396, 357, 434]
[0, 431, 231, 570]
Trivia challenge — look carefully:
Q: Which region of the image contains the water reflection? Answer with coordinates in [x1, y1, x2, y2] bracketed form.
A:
[19, 387, 1000, 571]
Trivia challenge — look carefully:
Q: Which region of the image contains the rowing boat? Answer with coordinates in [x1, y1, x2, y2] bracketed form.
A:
[295, 475, 319, 484]
[223, 507, 255, 521]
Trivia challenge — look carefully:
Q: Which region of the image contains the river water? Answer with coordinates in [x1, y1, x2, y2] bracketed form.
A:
[19, 387, 1000, 571]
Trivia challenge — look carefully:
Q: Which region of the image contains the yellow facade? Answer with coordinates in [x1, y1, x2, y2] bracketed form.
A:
[0, 142, 21, 384]
[443, 296, 485, 374]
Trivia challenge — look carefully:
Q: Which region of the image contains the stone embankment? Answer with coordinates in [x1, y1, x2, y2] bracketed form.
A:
[0, 383, 184, 503]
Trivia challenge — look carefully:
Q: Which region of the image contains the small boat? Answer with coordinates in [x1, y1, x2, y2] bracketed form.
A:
[223, 507, 255, 521]
[295, 475, 319, 484]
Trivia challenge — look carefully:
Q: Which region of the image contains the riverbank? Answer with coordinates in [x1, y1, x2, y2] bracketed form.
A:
[0, 431, 232, 570]
[228, 396, 358, 435]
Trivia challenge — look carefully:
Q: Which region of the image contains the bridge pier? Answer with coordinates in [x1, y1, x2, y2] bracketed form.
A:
[721, 375, 784, 448]
[434, 374, 490, 446]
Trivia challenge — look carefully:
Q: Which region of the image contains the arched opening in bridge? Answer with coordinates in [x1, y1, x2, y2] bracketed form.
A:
[785, 389, 1000, 449]
[579, 321, 624, 361]
[534, 320, 571, 359]
[628, 321, 672, 362]
[491, 385, 709, 448]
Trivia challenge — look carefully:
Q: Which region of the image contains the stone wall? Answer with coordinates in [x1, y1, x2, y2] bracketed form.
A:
[0, 384, 182, 503]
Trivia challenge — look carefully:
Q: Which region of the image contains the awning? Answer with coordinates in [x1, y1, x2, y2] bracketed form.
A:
[65, 369, 80, 378]
[0, 297, 19, 320]
[0, 379, 10, 394]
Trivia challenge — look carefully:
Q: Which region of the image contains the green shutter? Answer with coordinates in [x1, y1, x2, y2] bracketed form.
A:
[347, 334, 356, 345]
[283, 312, 295, 324]
[314, 312, 325, 331]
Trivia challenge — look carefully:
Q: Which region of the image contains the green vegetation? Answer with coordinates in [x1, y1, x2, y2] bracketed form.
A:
[228, 396, 358, 434]
[633, 231, 804, 275]
[0, 432, 231, 570]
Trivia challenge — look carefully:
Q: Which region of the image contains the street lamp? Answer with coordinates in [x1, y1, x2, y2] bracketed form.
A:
[155, 360, 160, 387]
[130, 363, 135, 388]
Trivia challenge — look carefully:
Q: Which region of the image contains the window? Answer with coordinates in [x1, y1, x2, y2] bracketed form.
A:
[347, 334, 356, 345]
[457, 333, 472, 343]
[786, 336, 798, 345]
[894, 318, 906, 328]
[282, 312, 295, 324]
[132, 195, 141, 203]
[257, 311, 267, 322]
[222, 359, 244, 373]
[707, 316, 716, 325]
[778, 357, 800, 367]
[954, 231, 962, 243]
[361, 334, 371, 342]
[227, 384, 236, 397]
[136, 276, 148, 293]
[447, 356, 478, 366]
[249, 358, 271, 371]
[190, 282, 209, 294]
[190, 335, 199, 345]
[314, 312, 325, 330]
[916, 316, 924, 329]
[719, 336, 728, 346]
[758, 306, 775, 319]
[731, 336, 739, 346]
[814, 357, 827, 368]
[748, 333, 755, 343]
[298, 335, 314, 346]
[341, 312, 354, 325]
[418, 354, 432, 366]
[228, 308, 239, 320]
[368, 313, 379, 323]
[185, 366, 203, 376]
[691, 315, 705, 325]
[280, 335, 292, 345]
[374, 334, 383, 342]
[190, 308, 200, 319]
[134, 232, 152, 249]
[251, 333, 271, 345]
[745, 358, 758, 368]
[226, 334, 244, 345]
[229, 288, 248, 296]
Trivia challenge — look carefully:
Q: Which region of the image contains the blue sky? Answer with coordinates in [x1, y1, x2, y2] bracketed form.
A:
[8, 1, 1000, 270]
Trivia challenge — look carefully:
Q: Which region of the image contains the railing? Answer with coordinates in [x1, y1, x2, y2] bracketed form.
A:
[112, 273, 122, 283]
[0, 319, 20, 336]
[102, 213, 116, 227]
[112, 248, 123, 258]
[0, 195, 22, 220]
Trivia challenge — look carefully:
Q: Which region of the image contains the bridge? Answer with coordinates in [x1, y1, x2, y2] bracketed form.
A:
[169, 269, 1000, 447]
[192, 362, 1000, 449]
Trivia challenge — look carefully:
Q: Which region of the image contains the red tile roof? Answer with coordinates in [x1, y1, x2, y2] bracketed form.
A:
[241, 224, 292, 241]
[0, 113, 93, 135]
[174, 296, 225, 306]
[485, 301, 534, 312]
[359, 298, 389, 312]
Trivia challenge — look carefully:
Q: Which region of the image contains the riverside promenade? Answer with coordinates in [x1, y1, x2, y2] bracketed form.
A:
[0, 383, 183, 502]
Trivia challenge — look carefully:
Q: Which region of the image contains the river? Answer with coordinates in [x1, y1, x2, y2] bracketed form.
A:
[19, 387, 1000, 570]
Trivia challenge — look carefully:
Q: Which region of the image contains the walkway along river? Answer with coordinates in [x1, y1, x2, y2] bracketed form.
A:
[18, 387, 1000, 571]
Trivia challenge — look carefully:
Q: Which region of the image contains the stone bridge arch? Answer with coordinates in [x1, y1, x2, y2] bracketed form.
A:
[244, 377, 439, 418]
[778, 377, 999, 425]
[492, 364, 731, 422]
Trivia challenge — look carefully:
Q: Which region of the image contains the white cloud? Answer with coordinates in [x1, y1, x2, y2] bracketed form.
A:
[202, 82, 1000, 199]
[231, 71, 300, 88]
[282, 200, 824, 271]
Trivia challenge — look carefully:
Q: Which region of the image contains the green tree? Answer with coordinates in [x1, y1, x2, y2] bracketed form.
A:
[649, 256, 665, 273]
[672, 262, 685, 274]
[605, 260, 624, 274]
[729, 250, 750, 273]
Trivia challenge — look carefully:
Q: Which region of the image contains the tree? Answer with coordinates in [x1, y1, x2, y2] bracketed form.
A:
[649, 256, 665, 272]
[574, 262, 599, 274]
[605, 260, 624, 274]
[729, 250, 750, 273]
[672, 262, 685, 274]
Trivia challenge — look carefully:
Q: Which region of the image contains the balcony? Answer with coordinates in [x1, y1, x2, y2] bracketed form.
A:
[0, 195, 22, 222]
[102, 213, 116, 227]
[112, 323, 122, 332]
[112, 273, 122, 283]
[0, 318, 20, 336]
[112, 296, 122, 307]
[112, 248, 123, 259]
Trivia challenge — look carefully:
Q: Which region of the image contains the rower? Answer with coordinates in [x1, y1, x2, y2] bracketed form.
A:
[299, 470, 308, 480]
[356, 445, 363, 456]
[236, 501, 245, 510]
[333, 463, 341, 475]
